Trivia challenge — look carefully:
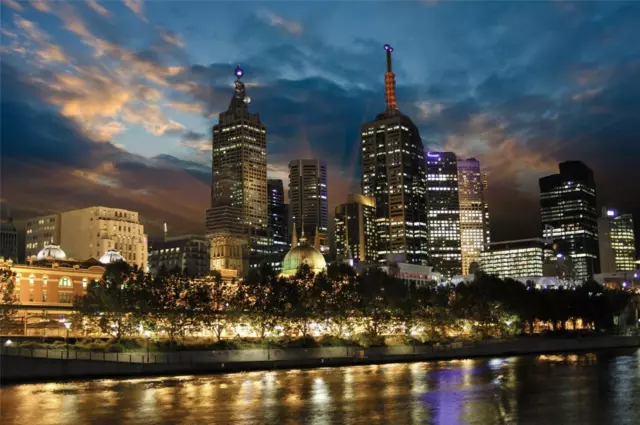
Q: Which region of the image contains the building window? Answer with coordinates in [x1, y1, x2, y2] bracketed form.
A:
[82, 278, 88, 289]
[59, 277, 72, 288]
[29, 290, 34, 302]
[29, 274, 35, 285]
[42, 290, 47, 302]
[59, 292, 73, 303]
[42, 276, 48, 286]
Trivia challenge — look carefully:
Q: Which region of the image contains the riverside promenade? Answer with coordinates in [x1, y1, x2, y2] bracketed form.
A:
[2, 335, 639, 383]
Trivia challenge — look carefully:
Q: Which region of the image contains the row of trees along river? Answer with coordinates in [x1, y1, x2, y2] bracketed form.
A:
[0, 262, 635, 347]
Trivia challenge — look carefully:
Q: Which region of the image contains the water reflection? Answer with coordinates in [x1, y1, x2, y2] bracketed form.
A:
[1, 349, 639, 425]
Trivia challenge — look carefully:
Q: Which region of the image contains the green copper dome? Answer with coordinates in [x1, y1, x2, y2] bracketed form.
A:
[281, 243, 327, 277]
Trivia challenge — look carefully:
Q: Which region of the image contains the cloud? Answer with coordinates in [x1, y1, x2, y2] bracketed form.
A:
[85, 0, 112, 18]
[1, 63, 208, 235]
[123, 0, 146, 21]
[2, 0, 22, 11]
[179, 131, 210, 152]
[258, 10, 303, 35]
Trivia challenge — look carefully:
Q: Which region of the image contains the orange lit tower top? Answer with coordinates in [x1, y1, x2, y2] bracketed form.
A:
[384, 44, 397, 111]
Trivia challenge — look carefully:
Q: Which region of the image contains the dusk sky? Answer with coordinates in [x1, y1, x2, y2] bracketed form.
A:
[1, 0, 639, 243]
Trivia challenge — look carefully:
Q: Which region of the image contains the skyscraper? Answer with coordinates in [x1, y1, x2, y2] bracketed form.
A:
[206, 65, 268, 276]
[267, 179, 289, 270]
[361, 45, 428, 265]
[288, 159, 328, 254]
[425, 152, 462, 277]
[598, 207, 636, 272]
[539, 161, 599, 281]
[334, 194, 377, 264]
[457, 158, 490, 275]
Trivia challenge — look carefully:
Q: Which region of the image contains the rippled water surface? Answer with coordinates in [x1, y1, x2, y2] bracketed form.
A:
[2, 349, 639, 425]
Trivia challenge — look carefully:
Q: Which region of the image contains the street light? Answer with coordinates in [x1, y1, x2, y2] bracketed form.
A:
[144, 330, 151, 363]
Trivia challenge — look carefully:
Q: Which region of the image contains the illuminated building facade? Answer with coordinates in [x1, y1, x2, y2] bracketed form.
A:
[598, 208, 636, 272]
[148, 235, 210, 276]
[334, 194, 377, 264]
[288, 159, 328, 254]
[480, 238, 554, 279]
[0, 248, 105, 336]
[24, 213, 61, 260]
[59, 206, 148, 270]
[457, 158, 490, 274]
[267, 179, 289, 271]
[539, 161, 599, 281]
[206, 66, 268, 276]
[425, 152, 462, 278]
[361, 45, 428, 265]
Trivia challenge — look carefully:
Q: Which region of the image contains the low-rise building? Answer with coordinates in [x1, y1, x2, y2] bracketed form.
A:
[480, 238, 554, 279]
[148, 235, 210, 276]
[0, 218, 18, 262]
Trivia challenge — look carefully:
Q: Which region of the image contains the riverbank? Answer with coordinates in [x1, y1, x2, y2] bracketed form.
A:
[2, 335, 639, 384]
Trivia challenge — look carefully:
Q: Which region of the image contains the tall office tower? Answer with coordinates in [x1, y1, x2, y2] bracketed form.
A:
[60, 206, 148, 269]
[288, 159, 329, 254]
[267, 179, 289, 271]
[598, 208, 636, 272]
[425, 152, 462, 277]
[457, 158, 491, 274]
[24, 214, 61, 260]
[334, 194, 377, 264]
[539, 161, 599, 282]
[360, 45, 428, 265]
[205, 65, 268, 276]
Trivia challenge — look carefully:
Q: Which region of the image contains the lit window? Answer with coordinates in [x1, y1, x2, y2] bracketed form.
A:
[82, 278, 88, 289]
[59, 277, 72, 288]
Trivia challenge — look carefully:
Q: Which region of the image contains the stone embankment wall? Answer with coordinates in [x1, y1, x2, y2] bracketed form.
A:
[2, 336, 639, 383]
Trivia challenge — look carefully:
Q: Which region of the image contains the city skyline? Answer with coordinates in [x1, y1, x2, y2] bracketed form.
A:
[1, 1, 639, 248]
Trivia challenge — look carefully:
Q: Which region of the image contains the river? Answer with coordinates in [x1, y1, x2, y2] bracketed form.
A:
[1, 349, 639, 424]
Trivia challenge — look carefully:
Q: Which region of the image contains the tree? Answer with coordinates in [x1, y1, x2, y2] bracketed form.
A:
[203, 271, 235, 341]
[74, 262, 137, 339]
[234, 264, 284, 339]
[145, 269, 213, 343]
[0, 267, 18, 334]
[354, 268, 399, 336]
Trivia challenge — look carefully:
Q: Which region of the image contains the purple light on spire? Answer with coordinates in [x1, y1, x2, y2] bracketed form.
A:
[234, 65, 243, 78]
[384, 44, 394, 52]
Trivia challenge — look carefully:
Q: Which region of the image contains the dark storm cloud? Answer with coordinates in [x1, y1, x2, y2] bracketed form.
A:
[0, 62, 122, 168]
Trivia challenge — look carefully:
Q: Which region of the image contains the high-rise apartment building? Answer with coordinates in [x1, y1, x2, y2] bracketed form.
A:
[59, 206, 148, 270]
[24, 214, 61, 260]
[148, 235, 210, 277]
[598, 208, 636, 272]
[334, 194, 377, 264]
[267, 179, 289, 271]
[361, 45, 428, 265]
[457, 158, 490, 275]
[206, 66, 268, 276]
[425, 152, 462, 277]
[539, 161, 599, 281]
[288, 159, 328, 254]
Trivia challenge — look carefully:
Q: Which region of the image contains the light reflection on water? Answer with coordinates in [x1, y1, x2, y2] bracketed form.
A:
[1, 349, 639, 425]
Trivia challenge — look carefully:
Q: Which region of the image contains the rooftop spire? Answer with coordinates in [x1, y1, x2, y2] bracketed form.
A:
[383, 44, 398, 111]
